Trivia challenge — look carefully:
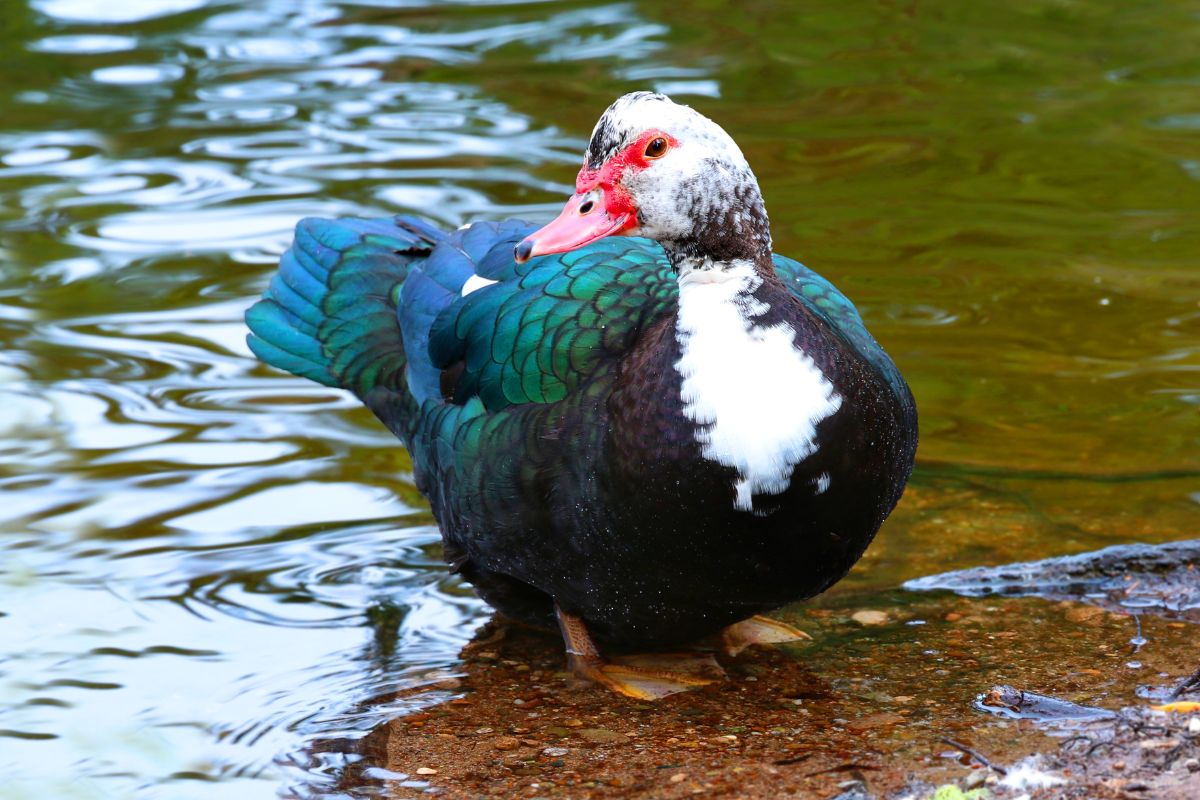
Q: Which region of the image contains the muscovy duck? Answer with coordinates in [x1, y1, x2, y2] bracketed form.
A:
[246, 92, 918, 699]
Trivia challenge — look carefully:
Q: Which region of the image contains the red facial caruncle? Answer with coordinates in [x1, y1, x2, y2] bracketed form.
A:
[514, 129, 678, 264]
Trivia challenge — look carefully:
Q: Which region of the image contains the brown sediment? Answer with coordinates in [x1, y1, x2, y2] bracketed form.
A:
[329, 589, 1200, 799]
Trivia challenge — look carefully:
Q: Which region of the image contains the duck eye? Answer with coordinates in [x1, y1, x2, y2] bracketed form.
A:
[644, 137, 668, 159]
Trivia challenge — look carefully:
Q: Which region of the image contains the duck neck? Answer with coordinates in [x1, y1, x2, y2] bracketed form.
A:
[661, 181, 775, 280]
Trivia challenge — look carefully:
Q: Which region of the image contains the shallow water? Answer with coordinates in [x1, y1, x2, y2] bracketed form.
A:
[0, 0, 1196, 797]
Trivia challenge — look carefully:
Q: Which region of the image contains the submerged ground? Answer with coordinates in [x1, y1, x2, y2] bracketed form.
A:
[0, 1, 1197, 798]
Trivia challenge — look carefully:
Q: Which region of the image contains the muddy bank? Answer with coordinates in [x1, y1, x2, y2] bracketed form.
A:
[325, 577, 1198, 799]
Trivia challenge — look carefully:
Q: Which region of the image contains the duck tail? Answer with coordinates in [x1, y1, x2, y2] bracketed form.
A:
[245, 215, 445, 441]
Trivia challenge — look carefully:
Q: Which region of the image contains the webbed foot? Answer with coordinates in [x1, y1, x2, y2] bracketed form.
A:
[555, 606, 725, 700]
[721, 614, 812, 657]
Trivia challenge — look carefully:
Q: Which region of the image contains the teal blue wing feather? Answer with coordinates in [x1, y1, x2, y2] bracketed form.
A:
[246, 216, 444, 441]
[428, 236, 676, 411]
[773, 253, 907, 394]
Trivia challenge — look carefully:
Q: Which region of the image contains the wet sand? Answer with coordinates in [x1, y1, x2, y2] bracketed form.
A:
[330, 590, 1199, 799]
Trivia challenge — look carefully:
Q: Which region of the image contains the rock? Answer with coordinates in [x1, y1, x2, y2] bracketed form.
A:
[1189, 717, 1200, 735]
[845, 712, 905, 733]
[1064, 605, 1106, 625]
[976, 685, 1116, 723]
[493, 736, 520, 751]
[670, 773, 686, 783]
[904, 539, 1200, 624]
[416, 767, 437, 775]
[851, 610, 890, 626]
[579, 728, 627, 744]
[542, 746, 569, 757]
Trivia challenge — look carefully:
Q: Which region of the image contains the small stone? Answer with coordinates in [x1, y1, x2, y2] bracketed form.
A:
[542, 747, 569, 757]
[493, 736, 521, 751]
[670, 773, 686, 783]
[416, 767, 437, 775]
[1138, 738, 1177, 750]
[845, 712, 905, 733]
[964, 769, 987, 789]
[1065, 605, 1105, 625]
[1113, 761, 1125, 770]
[564, 718, 584, 728]
[1189, 717, 1200, 735]
[579, 728, 627, 744]
[851, 610, 890, 626]
[1184, 758, 1199, 773]
[944, 612, 963, 622]
[893, 695, 914, 703]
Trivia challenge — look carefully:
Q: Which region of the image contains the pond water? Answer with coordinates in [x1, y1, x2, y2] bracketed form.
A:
[0, 0, 1196, 797]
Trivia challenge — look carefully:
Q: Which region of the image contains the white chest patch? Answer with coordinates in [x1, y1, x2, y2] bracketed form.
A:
[674, 263, 843, 513]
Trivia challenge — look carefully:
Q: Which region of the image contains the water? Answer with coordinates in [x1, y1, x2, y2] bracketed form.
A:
[0, 0, 1196, 797]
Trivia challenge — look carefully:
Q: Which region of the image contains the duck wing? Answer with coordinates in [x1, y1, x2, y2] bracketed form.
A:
[774, 253, 914, 408]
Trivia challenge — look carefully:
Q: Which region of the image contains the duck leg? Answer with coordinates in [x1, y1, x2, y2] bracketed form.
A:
[720, 615, 812, 657]
[555, 605, 724, 700]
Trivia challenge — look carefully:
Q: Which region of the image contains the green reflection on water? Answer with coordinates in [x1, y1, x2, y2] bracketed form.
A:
[0, 0, 1196, 797]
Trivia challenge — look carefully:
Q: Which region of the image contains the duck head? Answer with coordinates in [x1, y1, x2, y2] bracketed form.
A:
[515, 92, 772, 272]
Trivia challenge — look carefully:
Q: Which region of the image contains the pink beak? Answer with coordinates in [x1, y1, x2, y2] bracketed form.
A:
[514, 191, 632, 264]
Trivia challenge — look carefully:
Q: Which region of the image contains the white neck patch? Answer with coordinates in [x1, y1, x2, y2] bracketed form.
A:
[674, 262, 843, 513]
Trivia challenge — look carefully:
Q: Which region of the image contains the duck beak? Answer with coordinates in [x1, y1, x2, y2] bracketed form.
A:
[514, 191, 632, 263]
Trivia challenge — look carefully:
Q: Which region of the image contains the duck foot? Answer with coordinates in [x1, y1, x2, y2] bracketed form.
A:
[720, 614, 812, 658]
[555, 606, 725, 700]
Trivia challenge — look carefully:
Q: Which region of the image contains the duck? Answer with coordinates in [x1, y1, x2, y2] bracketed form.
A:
[246, 91, 918, 700]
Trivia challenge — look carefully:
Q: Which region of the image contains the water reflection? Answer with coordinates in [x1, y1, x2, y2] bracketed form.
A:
[0, 0, 1197, 797]
[3, 0, 642, 793]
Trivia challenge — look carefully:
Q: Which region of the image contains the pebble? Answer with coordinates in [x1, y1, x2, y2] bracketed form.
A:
[416, 767, 438, 775]
[1064, 605, 1105, 625]
[851, 610, 890, 626]
[845, 712, 905, 733]
[579, 728, 627, 744]
[670, 773, 686, 783]
[1189, 717, 1200, 735]
[493, 736, 521, 751]
[964, 769, 987, 789]
[542, 747, 569, 757]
